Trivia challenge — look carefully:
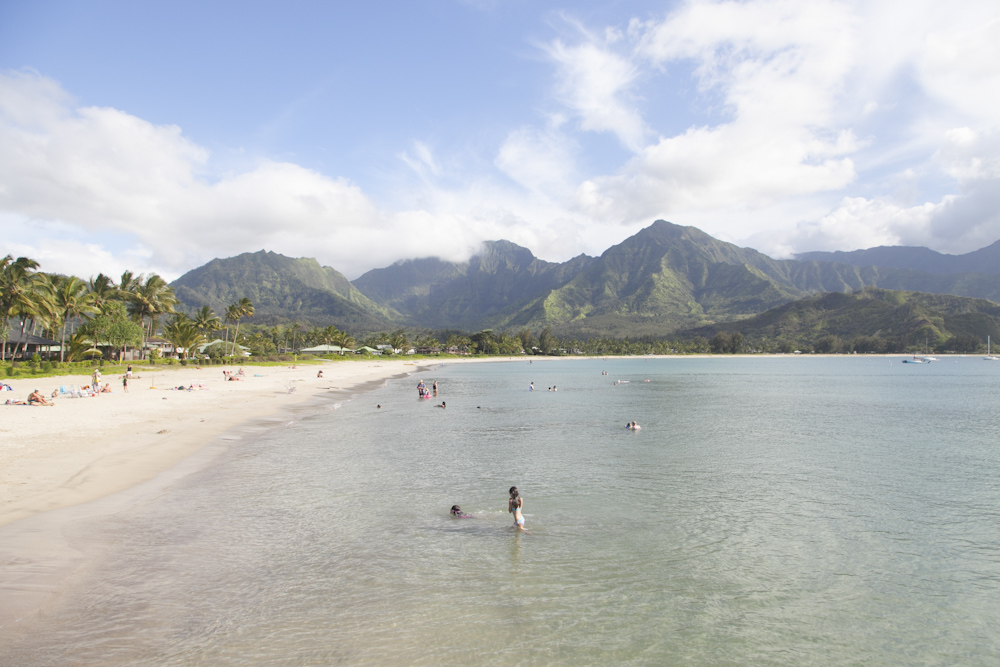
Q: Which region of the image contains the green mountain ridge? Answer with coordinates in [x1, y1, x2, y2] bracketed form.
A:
[171, 250, 399, 330]
[170, 221, 1000, 339]
[685, 288, 1000, 348]
[352, 240, 596, 329]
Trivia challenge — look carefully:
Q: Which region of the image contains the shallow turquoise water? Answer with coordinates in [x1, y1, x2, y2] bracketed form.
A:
[4, 357, 1000, 665]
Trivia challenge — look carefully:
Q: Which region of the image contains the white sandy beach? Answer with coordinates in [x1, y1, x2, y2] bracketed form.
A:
[0, 359, 441, 529]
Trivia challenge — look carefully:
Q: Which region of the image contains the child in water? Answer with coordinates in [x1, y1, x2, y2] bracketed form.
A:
[509, 486, 525, 531]
[450, 505, 474, 518]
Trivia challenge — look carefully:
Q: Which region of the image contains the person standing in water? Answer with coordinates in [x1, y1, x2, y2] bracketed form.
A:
[509, 486, 525, 531]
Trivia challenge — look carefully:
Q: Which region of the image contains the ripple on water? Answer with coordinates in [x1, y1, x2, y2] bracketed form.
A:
[4, 357, 1000, 666]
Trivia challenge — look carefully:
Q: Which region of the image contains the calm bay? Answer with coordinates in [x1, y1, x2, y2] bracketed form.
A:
[3, 356, 999, 665]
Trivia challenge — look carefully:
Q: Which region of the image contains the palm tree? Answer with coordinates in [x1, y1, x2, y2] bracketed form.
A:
[87, 273, 118, 310]
[389, 329, 410, 354]
[118, 270, 140, 298]
[64, 330, 92, 362]
[287, 320, 302, 353]
[332, 329, 355, 355]
[10, 271, 58, 360]
[269, 325, 285, 353]
[53, 276, 98, 362]
[129, 274, 178, 358]
[193, 306, 222, 337]
[228, 298, 254, 356]
[0, 255, 40, 361]
[224, 303, 239, 353]
[163, 314, 205, 361]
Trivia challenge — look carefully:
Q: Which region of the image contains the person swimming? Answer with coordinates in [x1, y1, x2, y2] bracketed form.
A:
[509, 486, 525, 531]
[450, 505, 474, 518]
[435, 401, 446, 408]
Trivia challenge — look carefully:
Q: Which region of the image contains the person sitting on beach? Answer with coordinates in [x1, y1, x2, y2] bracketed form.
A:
[27, 389, 53, 406]
[237, 368, 245, 376]
[317, 370, 324, 378]
[450, 505, 474, 518]
[101, 383, 112, 393]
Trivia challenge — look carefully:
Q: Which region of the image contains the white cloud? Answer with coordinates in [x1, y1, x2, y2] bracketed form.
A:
[5, 0, 1000, 290]
[0, 71, 495, 280]
[398, 140, 441, 179]
[536, 0, 1000, 256]
[495, 125, 578, 198]
[542, 31, 647, 152]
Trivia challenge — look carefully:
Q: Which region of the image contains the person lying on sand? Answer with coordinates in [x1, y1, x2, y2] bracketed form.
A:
[27, 389, 54, 406]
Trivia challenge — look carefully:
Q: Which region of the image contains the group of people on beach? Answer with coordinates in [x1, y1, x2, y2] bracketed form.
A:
[450, 486, 527, 531]
[223, 368, 245, 381]
[5, 388, 55, 406]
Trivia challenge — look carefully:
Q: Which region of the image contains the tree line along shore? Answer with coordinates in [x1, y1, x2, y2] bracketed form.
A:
[5, 255, 998, 383]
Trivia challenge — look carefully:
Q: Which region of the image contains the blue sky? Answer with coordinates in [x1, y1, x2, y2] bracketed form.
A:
[2, 0, 999, 280]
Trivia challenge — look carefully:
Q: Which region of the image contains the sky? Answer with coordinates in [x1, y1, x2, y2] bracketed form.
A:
[2, 0, 999, 281]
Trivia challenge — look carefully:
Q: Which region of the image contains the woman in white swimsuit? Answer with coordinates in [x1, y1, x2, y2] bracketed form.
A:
[509, 486, 525, 531]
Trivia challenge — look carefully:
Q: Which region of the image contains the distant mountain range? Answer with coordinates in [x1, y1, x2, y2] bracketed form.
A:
[796, 241, 1000, 274]
[170, 220, 1000, 339]
[685, 288, 1000, 348]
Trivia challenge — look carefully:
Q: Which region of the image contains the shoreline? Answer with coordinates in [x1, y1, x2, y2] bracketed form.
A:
[0, 350, 952, 529]
[0, 357, 452, 636]
[1, 359, 455, 529]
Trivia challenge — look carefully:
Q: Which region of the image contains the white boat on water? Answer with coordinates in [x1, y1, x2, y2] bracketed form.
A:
[902, 356, 927, 364]
[986, 336, 1000, 361]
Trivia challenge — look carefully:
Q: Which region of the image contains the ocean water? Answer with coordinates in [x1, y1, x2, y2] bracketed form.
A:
[3, 357, 1000, 665]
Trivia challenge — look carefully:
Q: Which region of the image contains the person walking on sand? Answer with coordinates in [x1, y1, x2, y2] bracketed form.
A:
[509, 486, 526, 531]
[123, 375, 129, 393]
